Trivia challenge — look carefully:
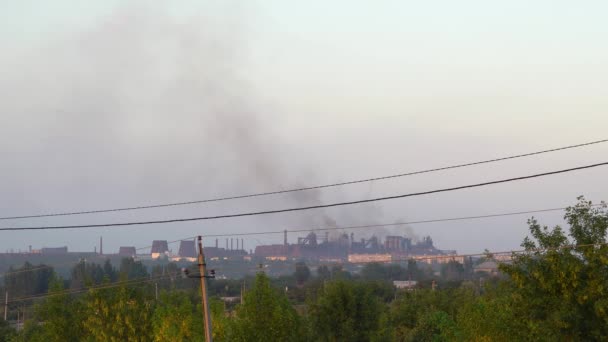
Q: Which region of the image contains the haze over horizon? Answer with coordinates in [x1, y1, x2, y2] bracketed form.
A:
[1, 1, 607, 254]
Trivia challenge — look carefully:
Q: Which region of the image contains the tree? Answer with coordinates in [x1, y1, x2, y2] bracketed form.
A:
[500, 197, 608, 340]
[102, 260, 118, 282]
[4, 262, 53, 298]
[440, 260, 465, 282]
[317, 265, 331, 280]
[152, 291, 200, 342]
[0, 318, 16, 342]
[294, 262, 311, 286]
[83, 285, 154, 341]
[34, 277, 85, 341]
[229, 272, 301, 341]
[118, 258, 148, 280]
[388, 287, 474, 341]
[360, 263, 387, 280]
[456, 283, 528, 342]
[308, 280, 383, 341]
[407, 310, 457, 342]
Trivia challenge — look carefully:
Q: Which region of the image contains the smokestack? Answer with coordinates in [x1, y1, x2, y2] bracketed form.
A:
[241, 239, 244, 251]
[236, 239, 239, 250]
[284, 230, 288, 246]
[28, 245, 32, 253]
[231, 238, 233, 250]
[226, 238, 228, 250]
[215, 239, 218, 248]
[99, 236, 103, 255]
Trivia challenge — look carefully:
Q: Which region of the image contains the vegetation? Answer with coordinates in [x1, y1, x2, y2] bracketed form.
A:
[0, 198, 606, 341]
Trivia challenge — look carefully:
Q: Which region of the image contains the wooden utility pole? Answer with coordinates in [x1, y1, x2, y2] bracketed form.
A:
[197, 236, 213, 342]
[4, 291, 7, 321]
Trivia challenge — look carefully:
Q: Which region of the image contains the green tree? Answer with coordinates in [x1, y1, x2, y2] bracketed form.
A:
[308, 280, 384, 341]
[456, 283, 527, 342]
[34, 277, 84, 341]
[317, 265, 331, 280]
[407, 310, 457, 342]
[4, 263, 53, 298]
[0, 318, 16, 342]
[118, 258, 149, 280]
[83, 285, 154, 341]
[500, 197, 608, 340]
[294, 262, 311, 286]
[230, 272, 301, 341]
[440, 260, 465, 282]
[152, 291, 200, 342]
[389, 287, 474, 341]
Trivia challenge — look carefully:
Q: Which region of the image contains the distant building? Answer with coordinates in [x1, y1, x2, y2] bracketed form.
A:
[176, 240, 197, 262]
[493, 254, 513, 262]
[118, 246, 136, 258]
[475, 261, 499, 275]
[265, 255, 288, 261]
[41, 247, 68, 255]
[348, 253, 392, 263]
[255, 245, 290, 260]
[151, 240, 169, 259]
[393, 280, 418, 290]
[434, 255, 465, 265]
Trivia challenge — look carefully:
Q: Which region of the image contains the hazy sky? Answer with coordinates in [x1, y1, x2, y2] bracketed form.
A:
[1, 1, 607, 254]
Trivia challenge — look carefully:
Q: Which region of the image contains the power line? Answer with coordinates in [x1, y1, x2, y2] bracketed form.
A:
[200, 206, 589, 238]
[1, 161, 606, 231]
[0, 237, 198, 279]
[0, 205, 578, 278]
[0, 238, 196, 279]
[1, 139, 606, 221]
[1, 273, 175, 306]
[1, 203, 588, 278]
[2, 241, 606, 305]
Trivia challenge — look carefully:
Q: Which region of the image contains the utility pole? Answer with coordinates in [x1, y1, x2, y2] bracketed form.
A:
[197, 236, 213, 342]
[4, 291, 7, 321]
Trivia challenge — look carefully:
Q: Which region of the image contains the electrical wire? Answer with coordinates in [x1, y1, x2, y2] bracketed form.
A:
[0, 238, 192, 279]
[1, 161, 606, 231]
[2, 241, 607, 305]
[0, 273, 178, 305]
[1, 139, 606, 221]
[2, 203, 602, 279]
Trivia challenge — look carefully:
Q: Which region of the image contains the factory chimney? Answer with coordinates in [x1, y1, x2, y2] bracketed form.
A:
[284, 230, 288, 246]
[99, 236, 103, 255]
[215, 239, 218, 248]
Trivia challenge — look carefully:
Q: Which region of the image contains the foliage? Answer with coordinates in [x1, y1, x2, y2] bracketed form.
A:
[3, 262, 53, 298]
[4, 198, 608, 342]
[294, 262, 311, 285]
[500, 197, 608, 340]
[33, 277, 84, 341]
[152, 291, 200, 342]
[308, 280, 384, 341]
[118, 258, 149, 280]
[82, 285, 154, 342]
[229, 272, 302, 342]
[0, 318, 16, 342]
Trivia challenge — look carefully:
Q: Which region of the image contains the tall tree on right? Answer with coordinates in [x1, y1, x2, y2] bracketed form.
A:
[500, 197, 608, 340]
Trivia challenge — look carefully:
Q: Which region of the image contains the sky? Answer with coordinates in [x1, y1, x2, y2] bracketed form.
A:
[0, 1, 607, 254]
